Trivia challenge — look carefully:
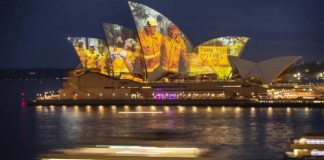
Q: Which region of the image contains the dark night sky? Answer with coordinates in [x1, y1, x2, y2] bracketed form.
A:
[0, 0, 323, 68]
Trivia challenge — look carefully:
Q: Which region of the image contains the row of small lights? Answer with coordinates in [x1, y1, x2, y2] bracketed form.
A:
[270, 88, 313, 92]
[60, 92, 225, 99]
[40, 92, 117, 99]
[65, 93, 116, 97]
[293, 72, 324, 80]
[37, 90, 58, 99]
[152, 92, 224, 97]
[269, 88, 315, 97]
[35, 105, 313, 113]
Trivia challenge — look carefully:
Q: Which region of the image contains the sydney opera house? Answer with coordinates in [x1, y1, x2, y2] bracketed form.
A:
[57, 2, 301, 101]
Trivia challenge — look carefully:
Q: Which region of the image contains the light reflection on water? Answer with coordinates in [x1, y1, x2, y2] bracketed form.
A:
[111, 105, 117, 114]
[85, 105, 91, 113]
[73, 105, 79, 113]
[62, 105, 67, 111]
[286, 107, 291, 116]
[206, 106, 212, 113]
[136, 105, 142, 112]
[221, 106, 226, 113]
[32, 106, 324, 160]
[267, 107, 273, 118]
[192, 106, 197, 111]
[164, 106, 170, 112]
[98, 105, 104, 116]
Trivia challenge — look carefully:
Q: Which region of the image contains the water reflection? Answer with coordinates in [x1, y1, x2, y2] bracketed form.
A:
[43, 106, 48, 113]
[49, 105, 55, 112]
[221, 106, 226, 113]
[62, 105, 67, 111]
[31, 106, 324, 160]
[304, 107, 310, 118]
[36, 105, 42, 112]
[234, 107, 241, 118]
[164, 106, 170, 112]
[235, 107, 240, 112]
[73, 105, 79, 113]
[86, 105, 92, 113]
[98, 105, 104, 115]
[192, 106, 197, 113]
[286, 107, 291, 116]
[267, 107, 273, 118]
[33, 106, 324, 118]
[177, 106, 185, 113]
[206, 106, 212, 113]
[250, 107, 256, 118]
[111, 105, 117, 114]
[136, 105, 143, 112]
[150, 105, 157, 112]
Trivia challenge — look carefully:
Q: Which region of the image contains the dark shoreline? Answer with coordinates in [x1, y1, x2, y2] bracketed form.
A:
[26, 99, 324, 107]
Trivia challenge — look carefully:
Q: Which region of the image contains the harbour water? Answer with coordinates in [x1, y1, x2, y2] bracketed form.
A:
[1, 80, 324, 160]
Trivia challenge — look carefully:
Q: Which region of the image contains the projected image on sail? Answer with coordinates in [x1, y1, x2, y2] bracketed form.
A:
[129, 1, 192, 81]
[67, 37, 112, 76]
[188, 36, 249, 79]
[103, 23, 144, 82]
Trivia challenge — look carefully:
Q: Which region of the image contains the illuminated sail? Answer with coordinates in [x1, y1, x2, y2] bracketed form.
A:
[189, 36, 249, 79]
[129, 1, 192, 81]
[229, 56, 301, 83]
[67, 37, 112, 76]
[103, 23, 144, 81]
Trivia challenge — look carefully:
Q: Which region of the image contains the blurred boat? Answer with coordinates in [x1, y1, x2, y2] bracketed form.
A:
[284, 133, 324, 159]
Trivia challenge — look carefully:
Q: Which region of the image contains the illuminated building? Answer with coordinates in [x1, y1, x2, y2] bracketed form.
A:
[55, 2, 304, 101]
[59, 72, 266, 99]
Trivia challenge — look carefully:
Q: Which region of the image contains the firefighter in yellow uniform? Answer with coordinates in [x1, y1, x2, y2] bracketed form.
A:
[130, 38, 144, 75]
[110, 47, 127, 76]
[111, 42, 136, 76]
[122, 38, 137, 72]
[138, 17, 163, 73]
[86, 46, 97, 69]
[74, 40, 87, 67]
[161, 24, 188, 73]
[97, 45, 109, 75]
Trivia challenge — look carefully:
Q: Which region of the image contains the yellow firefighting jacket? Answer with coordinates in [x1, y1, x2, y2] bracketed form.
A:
[111, 47, 136, 76]
[138, 29, 162, 72]
[98, 51, 109, 75]
[86, 51, 97, 69]
[161, 35, 187, 73]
